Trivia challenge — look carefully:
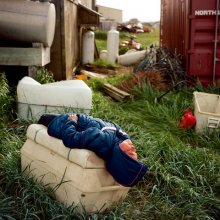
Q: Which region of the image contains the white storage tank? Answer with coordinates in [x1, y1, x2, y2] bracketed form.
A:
[82, 30, 95, 65]
[17, 77, 92, 120]
[107, 27, 119, 63]
[0, 0, 56, 47]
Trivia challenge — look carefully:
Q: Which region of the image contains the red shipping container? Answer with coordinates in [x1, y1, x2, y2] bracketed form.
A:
[160, 0, 220, 85]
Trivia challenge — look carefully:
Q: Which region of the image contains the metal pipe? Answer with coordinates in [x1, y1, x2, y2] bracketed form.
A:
[79, 25, 86, 64]
[213, 0, 219, 85]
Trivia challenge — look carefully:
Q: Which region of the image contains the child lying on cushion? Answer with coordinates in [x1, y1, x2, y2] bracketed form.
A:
[38, 113, 147, 187]
[67, 114, 137, 160]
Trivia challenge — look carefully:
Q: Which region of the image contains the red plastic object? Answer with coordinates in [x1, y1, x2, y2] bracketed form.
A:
[179, 108, 197, 129]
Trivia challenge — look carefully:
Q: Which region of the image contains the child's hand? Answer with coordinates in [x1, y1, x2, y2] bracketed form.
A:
[68, 114, 78, 122]
[119, 139, 137, 160]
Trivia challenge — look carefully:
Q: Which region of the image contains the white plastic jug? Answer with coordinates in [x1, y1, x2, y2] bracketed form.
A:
[107, 27, 119, 63]
[82, 30, 95, 64]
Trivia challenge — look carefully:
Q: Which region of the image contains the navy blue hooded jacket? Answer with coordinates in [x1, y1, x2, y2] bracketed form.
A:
[45, 113, 147, 187]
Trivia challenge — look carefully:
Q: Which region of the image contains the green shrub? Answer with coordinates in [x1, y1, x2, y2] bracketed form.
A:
[36, 67, 54, 84]
[93, 58, 119, 69]
[95, 30, 107, 40]
[0, 73, 14, 124]
[119, 46, 129, 55]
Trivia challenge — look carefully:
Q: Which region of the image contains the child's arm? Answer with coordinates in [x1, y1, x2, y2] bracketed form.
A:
[61, 120, 115, 159]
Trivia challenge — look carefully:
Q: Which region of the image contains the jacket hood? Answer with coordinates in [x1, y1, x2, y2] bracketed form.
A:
[106, 145, 148, 187]
[47, 114, 70, 139]
[38, 113, 58, 127]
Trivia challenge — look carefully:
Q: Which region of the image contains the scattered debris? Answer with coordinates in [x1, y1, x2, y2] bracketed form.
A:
[117, 24, 151, 33]
[117, 45, 187, 93]
[103, 83, 131, 102]
[118, 70, 169, 93]
[75, 74, 88, 80]
[83, 63, 117, 75]
[134, 45, 186, 88]
[80, 46, 186, 99]
[80, 70, 107, 79]
[120, 35, 142, 50]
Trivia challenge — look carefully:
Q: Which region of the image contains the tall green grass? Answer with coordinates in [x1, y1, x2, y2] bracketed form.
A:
[0, 73, 14, 125]
[89, 81, 220, 219]
[0, 74, 220, 219]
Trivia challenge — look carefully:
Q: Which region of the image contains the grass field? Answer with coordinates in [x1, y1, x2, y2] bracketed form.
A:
[0, 30, 220, 219]
[0, 70, 220, 219]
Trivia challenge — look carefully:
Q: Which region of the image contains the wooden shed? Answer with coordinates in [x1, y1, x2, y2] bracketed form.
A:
[47, 0, 100, 81]
[0, 0, 100, 82]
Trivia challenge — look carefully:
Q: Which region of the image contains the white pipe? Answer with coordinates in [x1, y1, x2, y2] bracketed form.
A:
[117, 50, 146, 66]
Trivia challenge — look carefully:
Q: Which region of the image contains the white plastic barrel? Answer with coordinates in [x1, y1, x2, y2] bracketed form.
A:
[0, 0, 56, 47]
[107, 28, 119, 63]
[82, 31, 95, 65]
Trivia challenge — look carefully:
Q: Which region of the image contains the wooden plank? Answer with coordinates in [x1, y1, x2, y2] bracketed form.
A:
[78, 3, 100, 26]
[104, 87, 125, 102]
[0, 47, 50, 66]
[103, 83, 131, 102]
[104, 83, 131, 96]
[81, 69, 107, 79]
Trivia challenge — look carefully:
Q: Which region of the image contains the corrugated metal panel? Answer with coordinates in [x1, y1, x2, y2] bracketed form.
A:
[188, 0, 220, 85]
[160, 0, 220, 85]
[160, 0, 189, 56]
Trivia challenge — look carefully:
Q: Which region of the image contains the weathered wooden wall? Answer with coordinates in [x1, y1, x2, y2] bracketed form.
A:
[47, 0, 99, 81]
[64, 0, 79, 80]
[47, 0, 79, 81]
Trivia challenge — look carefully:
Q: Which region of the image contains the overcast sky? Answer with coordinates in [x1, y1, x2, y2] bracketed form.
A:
[96, 0, 161, 22]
